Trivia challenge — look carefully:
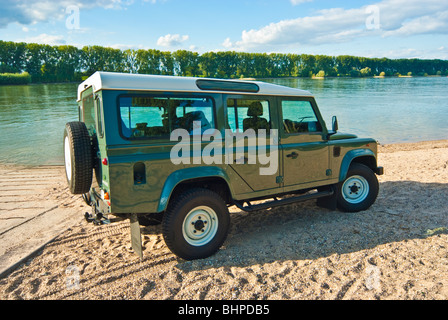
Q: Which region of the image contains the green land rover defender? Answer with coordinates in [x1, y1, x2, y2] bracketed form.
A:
[63, 71, 383, 260]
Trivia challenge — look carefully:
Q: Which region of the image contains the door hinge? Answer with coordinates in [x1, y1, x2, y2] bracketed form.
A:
[326, 169, 333, 176]
[276, 176, 284, 184]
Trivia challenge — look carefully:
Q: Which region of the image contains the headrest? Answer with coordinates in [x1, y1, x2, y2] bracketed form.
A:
[185, 111, 205, 121]
[247, 101, 263, 117]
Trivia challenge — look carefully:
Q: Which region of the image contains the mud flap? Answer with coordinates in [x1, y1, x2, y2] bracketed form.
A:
[130, 213, 143, 260]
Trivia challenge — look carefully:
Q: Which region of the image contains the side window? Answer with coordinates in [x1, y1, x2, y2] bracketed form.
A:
[82, 93, 96, 134]
[95, 96, 104, 137]
[227, 98, 270, 132]
[281, 100, 322, 134]
[119, 96, 214, 139]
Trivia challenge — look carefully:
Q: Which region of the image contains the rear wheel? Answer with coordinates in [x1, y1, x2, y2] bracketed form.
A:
[162, 188, 230, 260]
[63, 122, 93, 194]
[337, 163, 379, 212]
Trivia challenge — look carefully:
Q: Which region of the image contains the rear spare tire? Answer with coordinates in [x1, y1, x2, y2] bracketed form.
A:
[63, 122, 93, 194]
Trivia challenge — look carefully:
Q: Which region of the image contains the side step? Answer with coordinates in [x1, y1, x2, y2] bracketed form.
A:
[232, 188, 335, 212]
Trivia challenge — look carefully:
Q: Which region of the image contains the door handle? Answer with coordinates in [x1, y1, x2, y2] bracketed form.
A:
[286, 152, 298, 159]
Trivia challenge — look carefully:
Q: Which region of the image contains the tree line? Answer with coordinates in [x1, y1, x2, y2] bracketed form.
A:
[1, 40, 447, 84]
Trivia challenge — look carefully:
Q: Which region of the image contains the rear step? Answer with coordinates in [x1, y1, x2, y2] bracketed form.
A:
[232, 187, 335, 212]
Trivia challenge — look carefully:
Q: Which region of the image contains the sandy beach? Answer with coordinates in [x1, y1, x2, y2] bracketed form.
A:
[0, 140, 447, 300]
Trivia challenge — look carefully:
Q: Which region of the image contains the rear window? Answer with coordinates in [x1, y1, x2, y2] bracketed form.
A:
[119, 95, 215, 139]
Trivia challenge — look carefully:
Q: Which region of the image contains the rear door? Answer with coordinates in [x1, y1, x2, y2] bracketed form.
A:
[224, 95, 281, 192]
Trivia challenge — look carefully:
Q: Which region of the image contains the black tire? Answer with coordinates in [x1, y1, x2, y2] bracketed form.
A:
[63, 122, 93, 194]
[162, 188, 230, 260]
[336, 163, 379, 212]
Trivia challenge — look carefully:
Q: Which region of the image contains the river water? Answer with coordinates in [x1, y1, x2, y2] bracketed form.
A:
[0, 77, 446, 165]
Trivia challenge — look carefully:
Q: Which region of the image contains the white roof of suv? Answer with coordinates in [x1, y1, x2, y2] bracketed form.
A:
[78, 71, 313, 101]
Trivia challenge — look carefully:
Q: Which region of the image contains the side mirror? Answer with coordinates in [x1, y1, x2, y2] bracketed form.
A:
[327, 116, 338, 139]
[332, 116, 338, 132]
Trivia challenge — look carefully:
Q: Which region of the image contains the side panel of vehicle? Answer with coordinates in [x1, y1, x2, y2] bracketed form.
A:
[97, 90, 253, 214]
[329, 140, 379, 182]
[156, 166, 233, 212]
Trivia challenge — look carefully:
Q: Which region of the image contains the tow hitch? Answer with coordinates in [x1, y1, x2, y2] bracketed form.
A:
[84, 208, 110, 225]
[84, 211, 110, 225]
[83, 191, 111, 225]
[82, 193, 143, 259]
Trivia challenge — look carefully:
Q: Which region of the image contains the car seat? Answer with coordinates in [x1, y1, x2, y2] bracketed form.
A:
[243, 101, 269, 131]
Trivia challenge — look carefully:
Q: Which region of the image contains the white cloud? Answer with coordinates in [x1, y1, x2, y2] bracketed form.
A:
[17, 33, 66, 45]
[290, 0, 313, 5]
[0, 0, 132, 28]
[108, 43, 147, 50]
[222, 38, 233, 48]
[157, 34, 189, 47]
[230, 7, 366, 51]
[382, 10, 448, 37]
[224, 0, 448, 51]
[189, 45, 199, 52]
[375, 0, 446, 30]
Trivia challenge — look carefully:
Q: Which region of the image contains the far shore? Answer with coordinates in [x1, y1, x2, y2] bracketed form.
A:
[1, 74, 447, 87]
[259, 75, 447, 81]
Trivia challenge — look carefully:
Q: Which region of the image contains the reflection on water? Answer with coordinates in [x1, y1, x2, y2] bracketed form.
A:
[0, 83, 78, 165]
[0, 77, 447, 165]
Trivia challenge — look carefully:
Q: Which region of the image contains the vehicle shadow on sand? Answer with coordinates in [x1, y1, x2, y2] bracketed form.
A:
[171, 180, 448, 271]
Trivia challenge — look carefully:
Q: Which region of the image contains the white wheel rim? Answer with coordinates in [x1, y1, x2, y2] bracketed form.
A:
[182, 206, 218, 247]
[64, 136, 72, 182]
[342, 175, 369, 204]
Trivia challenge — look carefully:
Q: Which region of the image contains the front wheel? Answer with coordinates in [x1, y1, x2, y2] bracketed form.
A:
[337, 163, 379, 212]
[162, 188, 230, 260]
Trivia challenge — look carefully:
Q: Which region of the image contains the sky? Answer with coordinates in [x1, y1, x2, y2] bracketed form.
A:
[0, 0, 447, 59]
